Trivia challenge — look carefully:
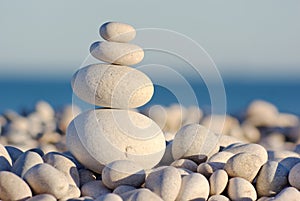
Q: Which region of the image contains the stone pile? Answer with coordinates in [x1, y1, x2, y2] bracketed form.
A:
[0, 22, 300, 201]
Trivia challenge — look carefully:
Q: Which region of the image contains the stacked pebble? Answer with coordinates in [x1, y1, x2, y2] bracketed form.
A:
[1, 21, 300, 200]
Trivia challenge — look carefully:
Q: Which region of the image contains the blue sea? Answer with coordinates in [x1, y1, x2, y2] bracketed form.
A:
[1, 79, 300, 116]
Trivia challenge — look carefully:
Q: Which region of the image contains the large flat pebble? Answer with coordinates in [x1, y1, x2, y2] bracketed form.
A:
[72, 64, 153, 108]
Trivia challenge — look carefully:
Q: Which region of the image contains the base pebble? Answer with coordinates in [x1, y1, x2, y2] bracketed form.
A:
[95, 193, 123, 201]
[0, 171, 32, 201]
[26, 194, 56, 201]
[228, 177, 257, 201]
[176, 173, 209, 201]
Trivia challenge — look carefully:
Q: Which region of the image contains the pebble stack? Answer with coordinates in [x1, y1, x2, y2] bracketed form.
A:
[1, 22, 300, 200]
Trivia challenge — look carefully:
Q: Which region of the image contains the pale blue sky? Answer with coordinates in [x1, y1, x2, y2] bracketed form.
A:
[0, 0, 300, 80]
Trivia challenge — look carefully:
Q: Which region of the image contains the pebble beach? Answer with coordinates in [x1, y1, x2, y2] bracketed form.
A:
[1, 22, 300, 201]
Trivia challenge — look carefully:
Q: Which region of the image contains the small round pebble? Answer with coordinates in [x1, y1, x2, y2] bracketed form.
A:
[145, 166, 181, 201]
[170, 159, 198, 172]
[197, 162, 219, 178]
[79, 169, 97, 187]
[273, 187, 300, 201]
[207, 151, 235, 169]
[122, 188, 163, 201]
[172, 124, 220, 164]
[0, 171, 32, 201]
[81, 180, 111, 198]
[102, 160, 145, 189]
[209, 169, 228, 195]
[288, 162, 300, 189]
[12, 151, 43, 177]
[59, 185, 81, 201]
[26, 194, 56, 201]
[256, 161, 289, 197]
[223, 143, 268, 164]
[95, 193, 123, 201]
[100, 22, 136, 43]
[208, 195, 230, 201]
[43, 152, 80, 186]
[24, 163, 69, 199]
[90, 41, 144, 65]
[228, 177, 257, 201]
[224, 152, 263, 182]
[113, 185, 136, 195]
[176, 173, 209, 201]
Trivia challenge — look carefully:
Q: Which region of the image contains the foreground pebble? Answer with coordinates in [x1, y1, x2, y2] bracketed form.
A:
[227, 177, 257, 201]
[256, 161, 289, 197]
[176, 173, 209, 201]
[24, 163, 69, 199]
[102, 160, 145, 189]
[145, 166, 181, 201]
[26, 194, 56, 201]
[0, 171, 32, 201]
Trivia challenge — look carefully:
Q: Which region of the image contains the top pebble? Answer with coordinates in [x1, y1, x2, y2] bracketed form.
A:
[100, 22, 136, 43]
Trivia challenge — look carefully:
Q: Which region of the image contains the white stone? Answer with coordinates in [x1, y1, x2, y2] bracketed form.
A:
[113, 185, 136, 195]
[81, 180, 111, 198]
[102, 160, 145, 189]
[273, 187, 300, 201]
[208, 195, 230, 201]
[66, 109, 165, 173]
[90, 41, 144, 65]
[209, 169, 228, 195]
[26, 194, 56, 201]
[95, 193, 123, 201]
[224, 152, 264, 182]
[223, 143, 268, 164]
[256, 161, 289, 197]
[171, 159, 198, 172]
[176, 173, 209, 201]
[24, 163, 69, 199]
[43, 152, 80, 187]
[12, 151, 44, 177]
[72, 64, 153, 108]
[227, 177, 257, 201]
[100, 22, 136, 43]
[0, 171, 32, 201]
[145, 166, 181, 201]
[289, 162, 300, 190]
[172, 124, 220, 163]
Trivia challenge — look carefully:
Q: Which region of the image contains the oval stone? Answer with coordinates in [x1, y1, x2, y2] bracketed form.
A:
[102, 160, 145, 189]
[43, 152, 80, 187]
[0, 171, 32, 201]
[12, 151, 43, 177]
[288, 162, 300, 189]
[209, 169, 228, 195]
[72, 64, 153, 108]
[26, 194, 56, 201]
[170, 159, 198, 172]
[256, 161, 289, 197]
[145, 166, 181, 201]
[227, 177, 257, 201]
[100, 22, 136, 43]
[208, 195, 230, 201]
[273, 187, 300, 201]
[81, 180, 111, 198]
[224, 152, 264, 182]
[24, 163, 69, 199]
[66, 109, 165, 173]
[176, 173, 209, 201]
[172, 124, 220, 164]
[90, 41, 144, 65]
[95, 193, 123, 201]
